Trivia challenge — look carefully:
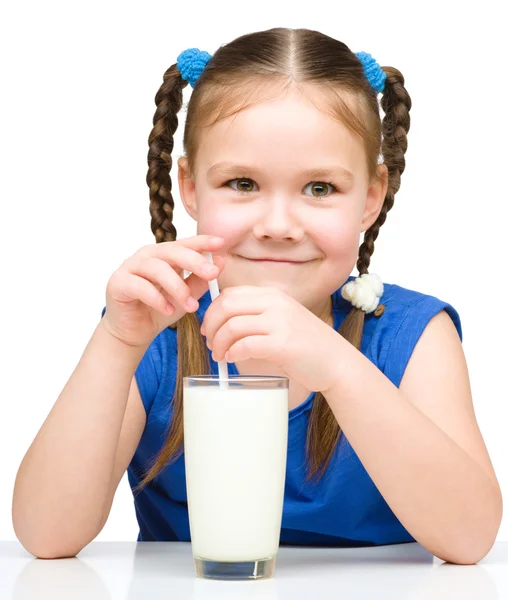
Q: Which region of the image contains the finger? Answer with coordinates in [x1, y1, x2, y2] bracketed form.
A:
[202, 290, 268, 340]
[122, 274, 175, 315]
[209, 315, 266, 361]
[130, 255, 200, 314]
[182, 254, 226, 304]
[143, 236, 224, 277]
[223, 335, 269, 363]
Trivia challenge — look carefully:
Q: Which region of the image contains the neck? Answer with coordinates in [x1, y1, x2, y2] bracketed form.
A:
[317, 295, 334, 328]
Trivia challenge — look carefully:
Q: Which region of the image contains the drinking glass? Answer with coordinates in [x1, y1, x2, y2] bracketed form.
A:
[183, 375, 289, 580]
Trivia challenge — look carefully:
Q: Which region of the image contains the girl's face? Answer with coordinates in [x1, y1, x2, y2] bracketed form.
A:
[178, 84, 387, 320]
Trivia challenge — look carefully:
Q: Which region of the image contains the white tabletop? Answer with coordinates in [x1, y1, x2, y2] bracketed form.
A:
[1, 540, 507, 599]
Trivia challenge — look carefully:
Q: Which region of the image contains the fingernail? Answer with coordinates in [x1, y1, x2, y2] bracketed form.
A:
[186, 297, 198, 310]
[203, 264, 217, 274]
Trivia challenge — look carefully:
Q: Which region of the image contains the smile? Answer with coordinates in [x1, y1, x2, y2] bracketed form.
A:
[243, 258, 309, 265]
[251, 260, 304, 264]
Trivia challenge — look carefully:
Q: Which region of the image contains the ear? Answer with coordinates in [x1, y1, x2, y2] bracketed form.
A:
[177, 156, 198, 221]
[361, 163, 389, 233]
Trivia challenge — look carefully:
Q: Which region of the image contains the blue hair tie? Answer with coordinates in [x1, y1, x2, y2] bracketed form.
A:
[177, 48, 212, 88]
[354, 51, 386, 93]
[177, 47, 386, 93]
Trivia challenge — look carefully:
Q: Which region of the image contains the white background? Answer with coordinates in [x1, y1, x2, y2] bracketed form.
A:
[1, 0, 506, 544]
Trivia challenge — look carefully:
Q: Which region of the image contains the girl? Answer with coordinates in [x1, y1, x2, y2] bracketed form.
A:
[13, 27, 502, 565]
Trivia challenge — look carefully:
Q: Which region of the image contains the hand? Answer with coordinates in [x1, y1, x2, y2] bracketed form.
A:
[200, 285, 343, 394]
[101, 235, 226, 348]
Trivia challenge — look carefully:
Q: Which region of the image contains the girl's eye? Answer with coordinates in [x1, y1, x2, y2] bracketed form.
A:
[303, 181, 338, 197]
[224, 178, 339, 197]
[226, 178, 258, 194]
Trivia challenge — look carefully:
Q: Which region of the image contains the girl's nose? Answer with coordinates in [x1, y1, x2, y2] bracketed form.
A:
[253, 198, 304, 241]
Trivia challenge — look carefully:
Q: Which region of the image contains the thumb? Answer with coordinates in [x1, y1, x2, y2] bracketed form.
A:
[186, 254, 226, 302]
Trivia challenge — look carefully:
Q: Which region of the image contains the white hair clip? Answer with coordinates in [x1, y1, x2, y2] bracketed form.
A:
[341, 273, 384, 314]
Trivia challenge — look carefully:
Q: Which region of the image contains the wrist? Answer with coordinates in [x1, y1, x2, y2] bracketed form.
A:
[96, 318, 151, 358]
[319, 333, 348, 397]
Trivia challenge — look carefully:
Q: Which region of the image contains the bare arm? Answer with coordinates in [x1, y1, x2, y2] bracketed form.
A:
[322, 311, 502, 565]
[12, 319, 149, 558]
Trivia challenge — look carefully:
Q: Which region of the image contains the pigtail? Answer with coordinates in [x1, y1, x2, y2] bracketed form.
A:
[133, 64, 211, 493]
[304, 67, 412, 485]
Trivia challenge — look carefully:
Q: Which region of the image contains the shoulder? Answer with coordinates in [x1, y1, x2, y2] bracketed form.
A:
[382, 281, 462, 388]
[334, 278, 463, 388]
[380, 279, 462, 340]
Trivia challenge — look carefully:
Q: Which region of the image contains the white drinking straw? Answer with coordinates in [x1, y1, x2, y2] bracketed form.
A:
[203, 251, 229, 390]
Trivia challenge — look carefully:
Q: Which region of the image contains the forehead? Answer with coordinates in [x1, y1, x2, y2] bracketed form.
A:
[195, 85, 366, 179]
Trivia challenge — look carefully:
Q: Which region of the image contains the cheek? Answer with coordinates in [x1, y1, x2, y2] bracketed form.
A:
[318, 218, 360, 260]
[195, 198, 233, 235]
[197, 198, 250, 243]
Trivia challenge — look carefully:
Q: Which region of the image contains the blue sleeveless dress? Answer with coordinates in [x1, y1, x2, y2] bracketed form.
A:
[100, 275, 462, 546]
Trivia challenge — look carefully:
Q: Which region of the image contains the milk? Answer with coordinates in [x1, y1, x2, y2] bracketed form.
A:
[183, 385, 288, 562]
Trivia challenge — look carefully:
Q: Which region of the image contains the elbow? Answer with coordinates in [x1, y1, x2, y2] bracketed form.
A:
[433, 532, 497, 565]
[13, 510, 94, 560]
[436, 539, 495, 566]
[14, 528, 83, 559]
[436, 484, 503, 565]
[12, 499, 102, 559]
[23, 543, 80, 560]
[13, 520, 86, 559]
[14, 526, 94, 559]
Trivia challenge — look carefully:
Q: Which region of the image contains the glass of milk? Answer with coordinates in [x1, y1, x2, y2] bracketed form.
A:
[183, 374, 289, 581]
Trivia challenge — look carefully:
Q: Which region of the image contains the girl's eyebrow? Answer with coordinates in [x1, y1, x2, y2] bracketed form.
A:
[207, 162, 355, 182]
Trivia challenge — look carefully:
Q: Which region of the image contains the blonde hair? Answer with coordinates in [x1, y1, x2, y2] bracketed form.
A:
[135, 27, 411, 492]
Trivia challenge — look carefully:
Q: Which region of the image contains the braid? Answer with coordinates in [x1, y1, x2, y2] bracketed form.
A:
[357, 66, 411, 276]
[147, 64, 183, 244]
[134, 64, 211, 493]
